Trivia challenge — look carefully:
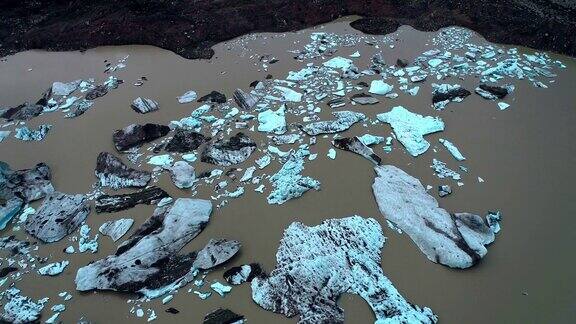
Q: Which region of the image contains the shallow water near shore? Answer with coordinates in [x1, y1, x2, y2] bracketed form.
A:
[1, 17, 576, 323]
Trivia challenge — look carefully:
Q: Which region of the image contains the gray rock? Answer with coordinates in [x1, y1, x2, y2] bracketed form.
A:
[99, 218, 134, 241]
[164, 128, 208, 153]
[350, 93, 379, 105]
[95, 152, 151, 189]
[113, 123, 170, 152]
[372, 165, 497, 269]
[201, 132, 256, 166]
[167, 161, 195, 189]
[25, 191, 91, 243]
[332, 137, 381, 165]
[75, 198, 212, 292]
[233, 89, 259, 110]
[95, 186, 169, 213]
[300, 111, 365, 136]
[131, 97, 159, 114]
[251, 216, 437, 323]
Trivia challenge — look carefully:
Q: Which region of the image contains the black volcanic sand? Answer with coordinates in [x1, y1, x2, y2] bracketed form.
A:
[1, 18, 576, 323]
[0, 0, 575, 59]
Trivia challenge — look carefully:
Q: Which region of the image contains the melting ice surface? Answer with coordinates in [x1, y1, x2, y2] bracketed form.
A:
[377, 106, 444, 157]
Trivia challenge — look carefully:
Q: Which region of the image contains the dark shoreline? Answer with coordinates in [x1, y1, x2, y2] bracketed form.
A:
[1, 0, 574, 59]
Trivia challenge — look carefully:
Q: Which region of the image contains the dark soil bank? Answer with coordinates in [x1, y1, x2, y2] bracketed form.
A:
[1, 0, 575, 59]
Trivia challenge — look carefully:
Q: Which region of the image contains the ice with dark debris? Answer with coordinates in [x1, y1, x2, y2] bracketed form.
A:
[201, 132, 256, 166]
[113, 123, 170, 152]
[95, 186, 169, 213]
[24, 191, 90, 243]
[14, 124, 52, 141]
[224, 263, 263, 285]
[431, 159, 462, 181]
[99, 218, 134, 242]
[332, 137, 382, 165]
[167, 161, 196, 189]
[1, 286, 48, 323]
[165, 128, 208, 153]
[301, 111, 365, 136]
[131, 97, 159, 114]
[431, 83, 471, 110]
[75, 198, 212, 292]
[95, 152, 151, 189]
[377, 106, 444, 157]
[38, 260, 69, 276]
[251, 216, 437, 323]
[373, 165, 499, 268]
[78, 224, 99, 253]
[267, 148, 320, 205]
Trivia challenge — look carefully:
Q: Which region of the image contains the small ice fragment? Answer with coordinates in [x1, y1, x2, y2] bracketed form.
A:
[210, 282, 232, 297]
[439, 138, 466, 161]
[327, 148, 336, 160]
[147, 154, 174, 167]
[38, 260, 69, 276]
[368, 80, 394, 95]
[178, 90, 197, 104]
[498, 102, 510, 110]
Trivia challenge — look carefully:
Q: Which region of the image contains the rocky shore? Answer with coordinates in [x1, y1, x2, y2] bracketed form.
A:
[1, 0, 574, 59]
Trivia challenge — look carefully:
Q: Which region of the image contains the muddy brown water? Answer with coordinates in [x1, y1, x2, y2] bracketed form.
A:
[1, 17, 575, 323]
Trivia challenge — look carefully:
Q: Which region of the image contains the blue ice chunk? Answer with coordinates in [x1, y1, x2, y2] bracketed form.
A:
[1, 287, 47, 323]
[178, 90, 197, 104]
[498, 102, 510, 110]
[250, 216, 437, 323]
[147, 154, 174, 167]
[323, 56, 353, 70]
[267, 149, 320, 205]
[428, 58, 443, 67]
[240, 166, 256, 182]
[430, 159, 461, 181]
[38, 260, 69, 276]
[0, 196, 23, 230]
[14, 125, 52, 141]
[258, 106, 286, 134]
[256, 155, 271, 169]
[273, 86, 302, 102]
[0, 130, 10, 143]
[377, 106, 444, 157]
[226, 186, 245, 198]
[210, 282, 232, 297]
[327, 148, 336, 160]
[193, 291, 212, 300]
[368, 80, 394, 95]
[439, 138, 466, 161]
[268, 145, 291, 158]
[78, 224, 99, 253]
[287, 67, 318, 81]
[182, 153, 197, 162]
[358, 134, 385, 146]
